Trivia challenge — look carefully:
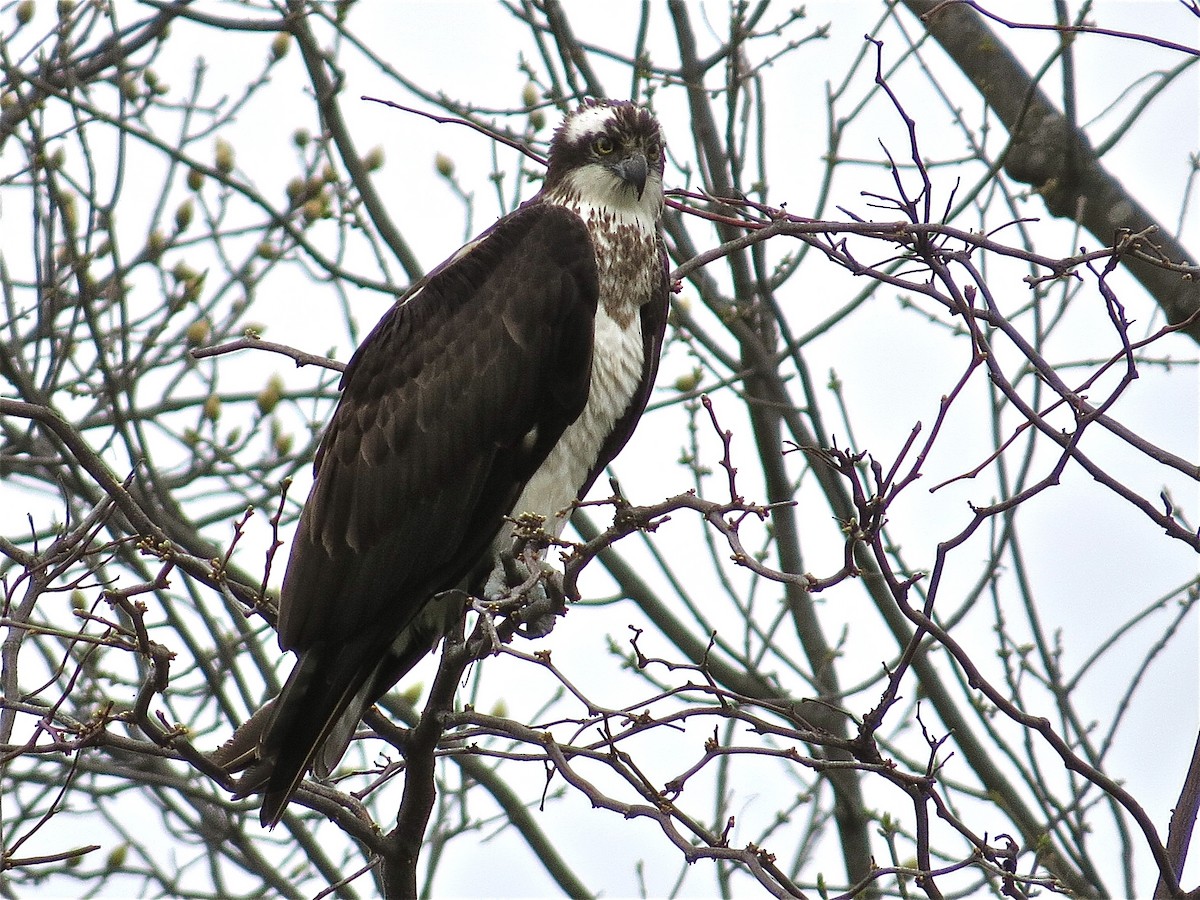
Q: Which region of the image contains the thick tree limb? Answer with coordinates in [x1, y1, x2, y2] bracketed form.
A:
[904, 0, 1200, 343]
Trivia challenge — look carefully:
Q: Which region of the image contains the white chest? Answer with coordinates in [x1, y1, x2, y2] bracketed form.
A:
[508, 305, 645, 537]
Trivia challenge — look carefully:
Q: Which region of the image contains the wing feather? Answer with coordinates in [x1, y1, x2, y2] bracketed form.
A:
[250, 203, 598, 824]
[279, 202, 597, 649]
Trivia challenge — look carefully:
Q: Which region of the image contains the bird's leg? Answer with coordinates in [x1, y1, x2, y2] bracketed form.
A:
[510, 544, 564, 639]
[483, 515, 569, 642]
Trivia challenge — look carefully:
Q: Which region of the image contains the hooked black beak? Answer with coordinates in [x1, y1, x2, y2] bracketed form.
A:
[613, 152, 649, 199]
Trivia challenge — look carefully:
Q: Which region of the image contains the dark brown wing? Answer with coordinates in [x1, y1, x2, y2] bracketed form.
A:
[252, 202, 598, 824]
[284, 202, 597, 647]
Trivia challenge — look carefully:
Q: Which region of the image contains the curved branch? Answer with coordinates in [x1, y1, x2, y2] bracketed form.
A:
[904, 0, 1200, 342]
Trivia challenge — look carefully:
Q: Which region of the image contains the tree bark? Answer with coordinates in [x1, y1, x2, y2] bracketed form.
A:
[903, 0, 1200, 343]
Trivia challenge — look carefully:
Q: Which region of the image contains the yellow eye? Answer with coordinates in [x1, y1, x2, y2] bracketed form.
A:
[592, 136, 614, 156]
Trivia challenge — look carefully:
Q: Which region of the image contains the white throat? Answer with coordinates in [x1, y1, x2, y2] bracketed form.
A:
[552, 165, 664, 233]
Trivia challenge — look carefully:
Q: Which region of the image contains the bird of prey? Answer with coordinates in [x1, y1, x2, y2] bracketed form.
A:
[227, 99, 669, 827]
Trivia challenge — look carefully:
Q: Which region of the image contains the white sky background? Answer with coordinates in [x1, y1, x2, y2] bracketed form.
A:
[2, 1, 1198, 896]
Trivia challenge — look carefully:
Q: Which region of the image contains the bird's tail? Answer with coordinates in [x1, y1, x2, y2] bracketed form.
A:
[218, 591, 467, 828]
[235, 647, 374, 827]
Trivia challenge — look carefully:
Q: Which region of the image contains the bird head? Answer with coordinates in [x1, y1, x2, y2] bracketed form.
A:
[543, 99, 665, 217]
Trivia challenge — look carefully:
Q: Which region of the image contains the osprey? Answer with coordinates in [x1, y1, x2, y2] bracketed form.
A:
[228, 100, 668, 826]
